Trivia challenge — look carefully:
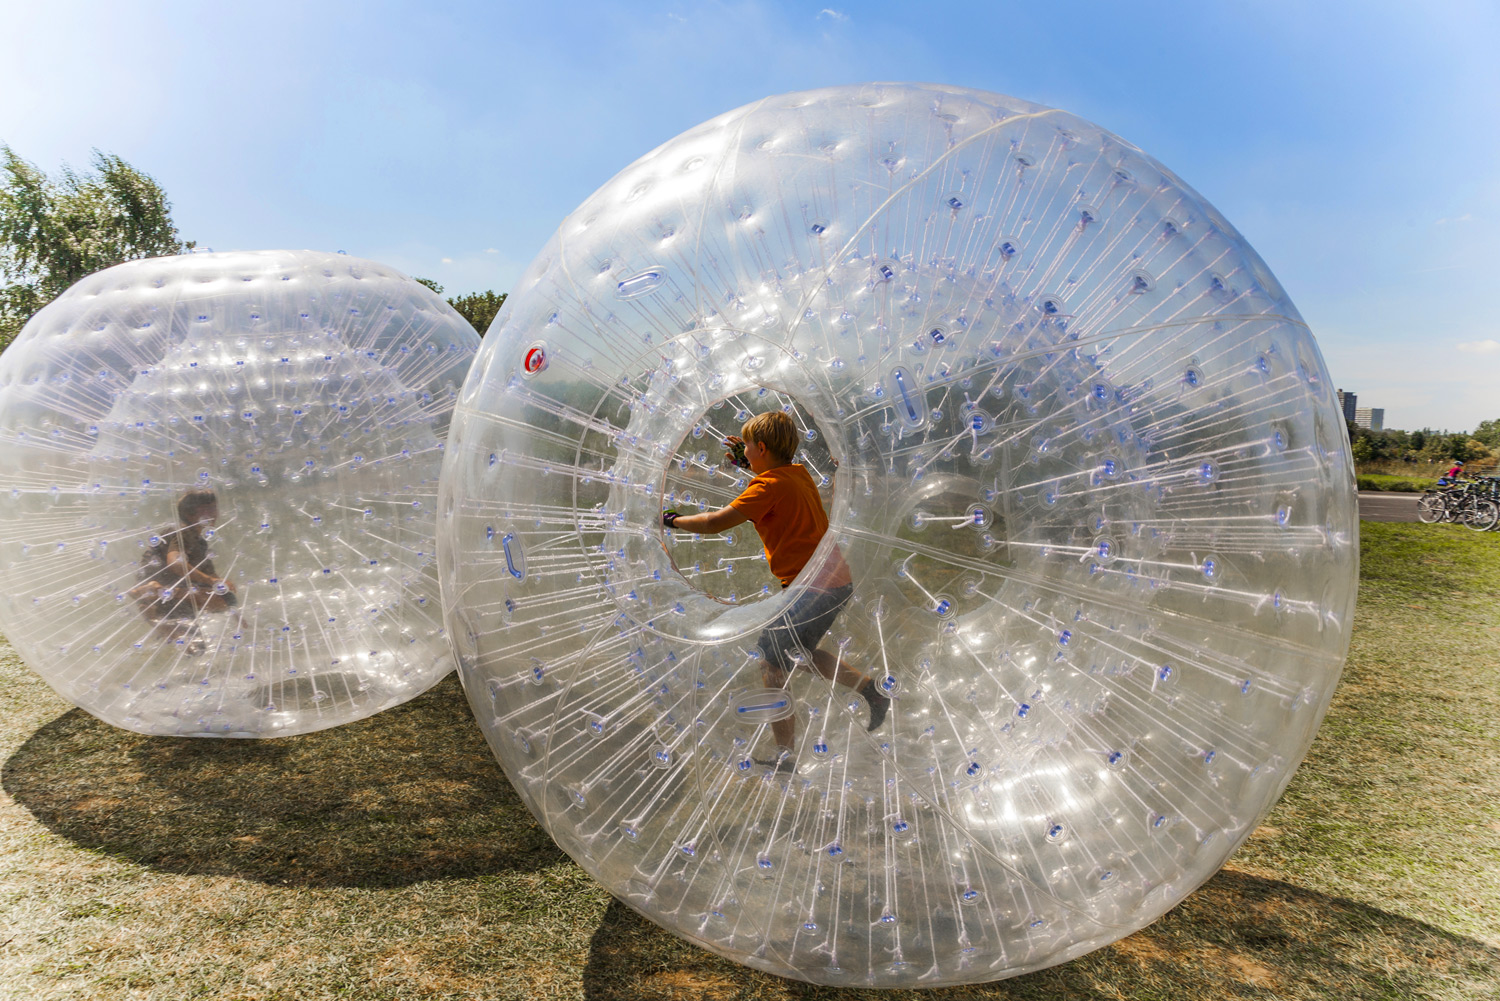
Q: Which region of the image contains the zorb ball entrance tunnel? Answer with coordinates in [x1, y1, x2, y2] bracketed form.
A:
[439, 84, 1356, 986]
[0, 250, 478, 737]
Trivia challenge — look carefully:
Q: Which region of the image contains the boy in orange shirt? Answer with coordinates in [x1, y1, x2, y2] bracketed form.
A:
[662, 411, 889, 772]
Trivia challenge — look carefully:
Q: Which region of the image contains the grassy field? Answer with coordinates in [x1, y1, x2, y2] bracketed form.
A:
[1, 521, 1498, 1000]
[1355, 472, 1437, 493]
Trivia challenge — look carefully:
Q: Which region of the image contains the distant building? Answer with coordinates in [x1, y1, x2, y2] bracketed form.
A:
[1354, 407, 1384, 432]
[1336, 389, 1357, 422]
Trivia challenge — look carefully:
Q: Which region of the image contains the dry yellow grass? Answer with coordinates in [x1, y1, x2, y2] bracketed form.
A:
[0, 521, 1496, 999]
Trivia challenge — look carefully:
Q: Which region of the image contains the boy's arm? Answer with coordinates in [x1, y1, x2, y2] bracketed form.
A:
[666, 472, 769, 533]
[165, 547, 236, 594]
[664, 505, 749, 534]
[166, 548, 221, 587]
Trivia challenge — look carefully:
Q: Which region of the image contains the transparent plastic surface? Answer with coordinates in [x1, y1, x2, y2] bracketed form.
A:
[0, 250, 477, 736]
[438, 84, 1357, 986]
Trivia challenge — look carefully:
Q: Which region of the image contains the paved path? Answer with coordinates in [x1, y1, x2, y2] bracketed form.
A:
[1358, 491, 1421, 522]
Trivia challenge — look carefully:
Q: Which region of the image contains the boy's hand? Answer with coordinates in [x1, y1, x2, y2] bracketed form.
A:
[723, 436, 750, 470]
[662, 509, 680, 528]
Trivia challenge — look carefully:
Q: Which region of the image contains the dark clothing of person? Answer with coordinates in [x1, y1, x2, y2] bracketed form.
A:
[139, 529, 215, 620]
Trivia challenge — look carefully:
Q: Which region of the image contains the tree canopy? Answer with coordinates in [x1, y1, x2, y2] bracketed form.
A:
[413, 278, 507, 337]
[446, 289, 506, 336]
[0, 146, 193, 347]
[1350, 422, 1497, 470]
[1470, 419, 1500, 451]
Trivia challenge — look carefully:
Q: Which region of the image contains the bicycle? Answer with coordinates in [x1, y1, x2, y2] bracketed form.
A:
[1417, 478, 1499, 531]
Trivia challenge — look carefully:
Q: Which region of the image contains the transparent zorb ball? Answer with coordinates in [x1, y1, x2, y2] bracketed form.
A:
[0, 250, 478, 736]
[438, 84, 1356, 986]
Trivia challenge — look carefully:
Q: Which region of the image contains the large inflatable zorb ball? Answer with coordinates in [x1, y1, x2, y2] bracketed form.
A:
[439, 84, 1356, 986]
[0, 250, 477, 737]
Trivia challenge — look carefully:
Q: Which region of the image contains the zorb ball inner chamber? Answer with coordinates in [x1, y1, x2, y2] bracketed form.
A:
[0, 250, 478, 736]
[439, 84, 1356, 986]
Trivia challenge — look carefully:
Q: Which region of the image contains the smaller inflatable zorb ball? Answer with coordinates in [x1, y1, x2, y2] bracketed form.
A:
[0, 250, 478, 736]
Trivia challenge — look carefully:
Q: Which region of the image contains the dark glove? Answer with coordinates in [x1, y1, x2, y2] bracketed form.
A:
[662, 509, 680, 528]
[725, 439, 751, 470]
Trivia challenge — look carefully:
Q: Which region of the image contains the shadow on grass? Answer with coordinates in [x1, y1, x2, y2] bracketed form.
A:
[2, 674, 566, 888]
[580, 869, 1500, 1000]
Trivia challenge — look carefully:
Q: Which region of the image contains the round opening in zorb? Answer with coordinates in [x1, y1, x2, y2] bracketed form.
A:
[660, 389, 837, 606]
[438, 84, 1356, 987]
[0, 250, 478, 736]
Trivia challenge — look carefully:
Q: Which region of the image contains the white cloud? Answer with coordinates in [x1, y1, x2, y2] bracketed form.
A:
[485, 247, 498, 254]
[1457, 339, 1500, 354]
[440, 257, 454, 264]
[818, 8, 848, 21]
[1435, 213, 1475, 225]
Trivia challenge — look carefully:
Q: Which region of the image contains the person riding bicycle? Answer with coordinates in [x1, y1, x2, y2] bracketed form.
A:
[1439, 460, 1466, 487]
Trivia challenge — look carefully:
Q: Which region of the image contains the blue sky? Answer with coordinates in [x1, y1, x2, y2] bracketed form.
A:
[3, 0, 1496, 431]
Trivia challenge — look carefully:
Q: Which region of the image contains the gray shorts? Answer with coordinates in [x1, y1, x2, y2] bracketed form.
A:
[757, 583, 853, 674]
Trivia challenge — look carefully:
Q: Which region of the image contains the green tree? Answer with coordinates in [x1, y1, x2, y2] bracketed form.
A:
[1419, 432, 1488, 464]
[1453, 436, 1493, 466]
[447, 289, 506, 337]
[1471, 418, 1500, 451]
[0, 146, 193, 347]
[1417, 432, 1453, 464]
[411, 279, 506, 337]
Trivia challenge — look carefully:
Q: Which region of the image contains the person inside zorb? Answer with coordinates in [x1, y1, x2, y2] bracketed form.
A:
[661, 411, 889, 770]
[129, 488, 238, 652]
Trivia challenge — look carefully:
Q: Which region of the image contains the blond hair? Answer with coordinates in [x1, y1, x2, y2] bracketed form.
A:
[741, 410, 799, 463]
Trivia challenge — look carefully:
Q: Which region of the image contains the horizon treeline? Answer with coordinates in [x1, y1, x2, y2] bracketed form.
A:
[1349, 421, 1500, 469]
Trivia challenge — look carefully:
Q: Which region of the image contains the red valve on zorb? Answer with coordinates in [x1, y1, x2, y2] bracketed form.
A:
[522, 342, 548, 377]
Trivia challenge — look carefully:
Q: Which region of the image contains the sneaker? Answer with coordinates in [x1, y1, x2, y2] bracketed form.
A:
[753, 753, 796, 775]
[862, 681, 890, 732]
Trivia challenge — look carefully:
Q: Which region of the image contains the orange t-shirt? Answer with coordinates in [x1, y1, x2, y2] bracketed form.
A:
[729, 463, 852, 589]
